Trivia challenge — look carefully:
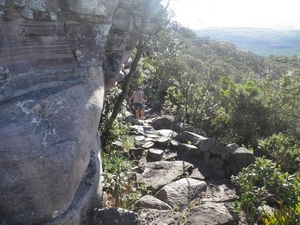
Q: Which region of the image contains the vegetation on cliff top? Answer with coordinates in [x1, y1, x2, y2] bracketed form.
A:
[99, 21, 300, 224]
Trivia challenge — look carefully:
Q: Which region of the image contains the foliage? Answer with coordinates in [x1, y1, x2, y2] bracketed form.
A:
[260, 197, 300, 225]
[231, 157, 300, 224]
[101, 145, 149, 210]
[217, 77, 270, 146]
[99, 86, 129, 152]
[258, 133, 300, 174]
[143, 23, 300, 148]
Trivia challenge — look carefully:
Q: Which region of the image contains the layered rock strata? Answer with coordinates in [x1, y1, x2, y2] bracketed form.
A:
[0, 0, 163, 224]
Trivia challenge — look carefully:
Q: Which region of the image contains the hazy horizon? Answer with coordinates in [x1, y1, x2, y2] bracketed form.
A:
[163, 0, 300, 31]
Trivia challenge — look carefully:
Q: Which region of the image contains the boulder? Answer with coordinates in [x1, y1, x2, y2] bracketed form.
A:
[178, 131, 207, 146]
[135, 195, 172, 210]
[154, 178, 207, 211]
[150, 115, 178, 130]
[197, 137, 227, 157]
[227, 147, 256, 175]
[177, 143, 200, 161]
[221, 143, 239, 160]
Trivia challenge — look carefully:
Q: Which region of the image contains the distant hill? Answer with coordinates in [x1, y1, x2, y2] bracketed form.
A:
[194, 28, 300, 57]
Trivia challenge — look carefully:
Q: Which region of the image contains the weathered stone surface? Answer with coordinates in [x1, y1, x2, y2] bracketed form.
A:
[177, 143, 199, 160]
[210, 156, 226, 169]
[202, 183, 238, 203]
[190, 168, 206, 180]
[197, 137, 227, 157]
[148, 148, 164, 161]
[227, 147, 256, 175]
[178, 131, 207, 146]
[0, 0, 165, 224]
[138, 161, 194, 193]
[131, 125, 158, 135]
[135, 195, 172, 210]
[154, 178, 207, 211]
[116, 112, 251, 224]
[94, 208, 138, 225]
[142, 141, 155, 149]
[221, 143, 239, 160]
[155, 136, 170, 148]
[157, 129, 178, 139]
[185, 202, 236, 225]
[150, 115, 178, 130]
[137, 208, 179, 225]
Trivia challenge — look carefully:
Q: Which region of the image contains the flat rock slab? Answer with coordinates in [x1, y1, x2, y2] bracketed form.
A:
[157, 129, 178, 139]
[131, 125, 158, 135]
[137, 208, 179, 225]
[185, 202, 235, 225]
[202, 184, 238, 203]
[138, 161, 194, 193]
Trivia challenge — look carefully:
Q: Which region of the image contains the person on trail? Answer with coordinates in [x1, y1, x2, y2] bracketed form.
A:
[129, 86, 146, 120]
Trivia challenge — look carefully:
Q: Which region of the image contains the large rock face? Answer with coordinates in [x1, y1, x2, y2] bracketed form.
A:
[0, 0, 163, 224]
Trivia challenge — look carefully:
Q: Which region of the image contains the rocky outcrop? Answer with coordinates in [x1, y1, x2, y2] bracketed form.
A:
[0, 0, 164, 224]
[94, 114, 254, 224]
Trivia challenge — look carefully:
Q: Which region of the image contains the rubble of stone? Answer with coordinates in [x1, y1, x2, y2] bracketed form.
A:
[95, 114, 253, 224]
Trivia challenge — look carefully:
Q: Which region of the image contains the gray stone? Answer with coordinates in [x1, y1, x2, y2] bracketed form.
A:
[150, 115, 178, 130]
[177, 143, 200, 161]
[210, 157, 226, 169]
[138, 161, 194, 193]
[163, 151, 177, 161]
[137, 208, 179, 225]
[202, 184, 238, 203]
[94, 208, 138, 225]
[221, 143, 239, 160]
[203, 151, 212, 164]
[142, 141, 155, 149]
[190, 168, 206, 180]
[157, 129, 178, 139]
[227, 147, 256, 175]
[135, 135, 146, 142]
[154, 178, 207, 211]
[155, 136, 170, 148]
[178, 131, 207, 146]
[198, 137, 227, 157]
[135, 195, 172, 210]
[148, 148, 164, 161]
[185, 203, 235, 225]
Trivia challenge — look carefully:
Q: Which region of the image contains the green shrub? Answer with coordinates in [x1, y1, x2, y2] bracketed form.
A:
[258, 133, 300, 174]
[231, 157, 300, 224]
[101, 147, 150, 210]
[260, 197, 300, 225]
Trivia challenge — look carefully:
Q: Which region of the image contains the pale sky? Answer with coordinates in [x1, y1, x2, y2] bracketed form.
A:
[163, 0, 300, 30]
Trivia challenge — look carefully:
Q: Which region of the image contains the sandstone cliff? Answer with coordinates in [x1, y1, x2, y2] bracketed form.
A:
[0, 0, 163, 224]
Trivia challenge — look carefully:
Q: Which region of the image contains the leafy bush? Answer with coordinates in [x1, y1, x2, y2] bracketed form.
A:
[231, 157, 300, 224]
[258, 133, 300, 174]
[260, 197, 300, 225]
